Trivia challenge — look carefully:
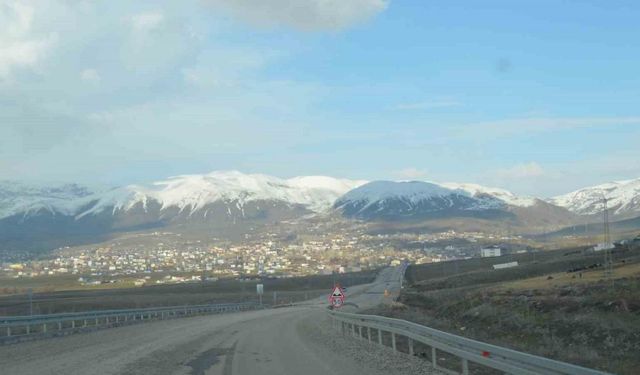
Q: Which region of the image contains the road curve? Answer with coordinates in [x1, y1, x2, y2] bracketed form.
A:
[0, 267, 428, 375]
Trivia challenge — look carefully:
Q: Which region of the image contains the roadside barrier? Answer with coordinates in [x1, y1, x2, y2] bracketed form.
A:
[328, 309, 609, 375]
[1, 302, 261, 344]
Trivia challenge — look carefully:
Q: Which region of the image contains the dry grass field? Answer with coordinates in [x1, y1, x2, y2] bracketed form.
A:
[0, 269, 378, 316]
[369, 247, 640, 375]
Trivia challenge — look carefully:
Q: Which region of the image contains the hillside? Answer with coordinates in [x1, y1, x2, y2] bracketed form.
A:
[368, 247, 640, 374]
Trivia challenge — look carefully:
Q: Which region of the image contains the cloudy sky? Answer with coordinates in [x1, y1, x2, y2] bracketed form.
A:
[1, 0, 639, 197]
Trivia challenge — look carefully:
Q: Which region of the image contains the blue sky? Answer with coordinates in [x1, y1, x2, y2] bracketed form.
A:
[1, 0, 639, 197]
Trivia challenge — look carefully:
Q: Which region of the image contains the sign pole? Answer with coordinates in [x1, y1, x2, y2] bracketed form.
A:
[256, 284, 264, 306]
[28, 288, 33, 316]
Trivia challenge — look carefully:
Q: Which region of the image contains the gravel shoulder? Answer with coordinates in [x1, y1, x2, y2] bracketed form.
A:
[297, 309, 441, 375]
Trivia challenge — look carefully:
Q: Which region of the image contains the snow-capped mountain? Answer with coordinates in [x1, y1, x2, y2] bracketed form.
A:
[441, 182, 537, 208]
[0, 181, 97, 219]
[0, 171, 366, 253]
[286, 175, 368, 212]
[549, 178, 640, 219]
[0, 173, 554, 226]
[71, 171, 366, 219]
[334, 181, 507, 220]
[3, 171, 638, 254]
[333, 180, 576, 226]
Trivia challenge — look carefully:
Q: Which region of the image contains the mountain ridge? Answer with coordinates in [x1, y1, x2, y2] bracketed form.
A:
[548, 178, 640, 219]
[3, 171, 640, 221]
[2, 171, 640, 254]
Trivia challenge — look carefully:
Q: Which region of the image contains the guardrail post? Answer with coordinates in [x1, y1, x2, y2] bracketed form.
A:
[358, 326, 362, 339]
[42, 323, 47, 333]
[26, 324, 30, 334]
[408, 338, 414, 356]
[351, 323, 355, 337]
[96, 317, 99, 325]
[58, 322, 62, 331]
[431, 347, 437, 368]
[367, 326, 371, 342]
[83, 319, 87, 327]
[71, 320, 75, 329]
[6, 327, 10, 336]
[391, 332, 396, 351]
[378, 329, 382, 345]
[462, 358, 469, 375]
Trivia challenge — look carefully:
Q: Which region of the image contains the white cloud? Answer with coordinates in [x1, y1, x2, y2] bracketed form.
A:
[0, 1, 57, 79]
[80, 68, 100, 83]
[129, 11, 164, 32]
[205, 0, 389, 31]
[392, 167, 429, 180]
[496, 162, 545, 179]
[392, 99, 461, 111]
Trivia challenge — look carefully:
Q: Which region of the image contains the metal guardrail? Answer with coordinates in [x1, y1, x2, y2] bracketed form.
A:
[328, 310, 610, 375]
[1, 302, 261, 344]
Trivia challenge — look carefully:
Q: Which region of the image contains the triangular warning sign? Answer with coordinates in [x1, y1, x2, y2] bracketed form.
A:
[331, 285, 344, 297]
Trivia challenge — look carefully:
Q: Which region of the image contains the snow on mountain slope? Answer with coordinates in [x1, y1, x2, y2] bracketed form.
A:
[72, 175, 538, 220]
[442, 182, 537, 207]
[333, 180, 569, 222]
[549, 178, 640, 217]
[334, 180, 490, 219]
[9, 172, 637, 224]
[338, 180, 455, 206]
[75, 171, 366, 218]
[286, 176, 367, 212]
[336, 180, 535, 210]
[0, 181, 96, 219]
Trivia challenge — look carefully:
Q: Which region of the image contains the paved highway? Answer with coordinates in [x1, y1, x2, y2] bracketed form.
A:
[0, 267, 434, 375]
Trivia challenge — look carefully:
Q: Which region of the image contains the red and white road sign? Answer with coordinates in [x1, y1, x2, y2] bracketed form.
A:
[329, 284, 345, 308]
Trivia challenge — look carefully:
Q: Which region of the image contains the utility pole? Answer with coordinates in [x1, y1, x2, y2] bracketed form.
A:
[583, 217, 590, 252]
[602, 196, 614, 281]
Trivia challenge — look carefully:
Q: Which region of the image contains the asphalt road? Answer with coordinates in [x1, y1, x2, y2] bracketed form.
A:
[0, 267, 430, 375]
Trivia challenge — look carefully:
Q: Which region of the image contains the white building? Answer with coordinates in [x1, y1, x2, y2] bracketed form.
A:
[493, 261, 518, 270]
[481, 246, 502, 258]
[593, 243, 614, 252]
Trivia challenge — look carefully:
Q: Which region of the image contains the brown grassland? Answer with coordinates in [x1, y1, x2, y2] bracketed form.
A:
[367, 247, 640, 375]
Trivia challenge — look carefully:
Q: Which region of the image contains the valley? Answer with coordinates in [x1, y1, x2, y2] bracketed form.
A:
[2, 171, 640, 304]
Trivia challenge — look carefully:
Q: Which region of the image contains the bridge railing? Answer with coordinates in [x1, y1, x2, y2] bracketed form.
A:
[1, 302, 261, 344]
[328, 309, 609, 375]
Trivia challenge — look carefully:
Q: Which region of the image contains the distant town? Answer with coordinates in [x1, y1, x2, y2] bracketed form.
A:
[1, 228, 529, 289]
